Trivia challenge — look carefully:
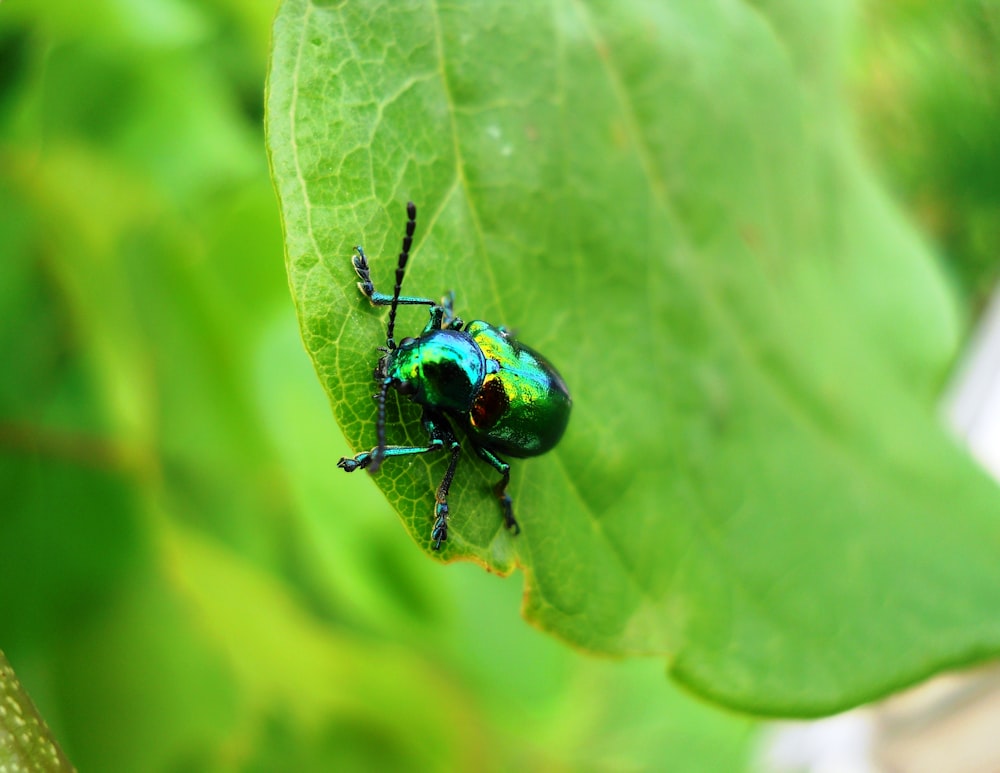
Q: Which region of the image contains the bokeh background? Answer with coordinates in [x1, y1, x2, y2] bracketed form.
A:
[1, 1, 997, 770]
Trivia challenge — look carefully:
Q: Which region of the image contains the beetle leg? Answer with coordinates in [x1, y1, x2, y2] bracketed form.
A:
[471, 445, 519, 536]
[420, 304, 464, 334]
[338, 409, 464, 550]
[337, 439, 446, 472]
[423, 304, 446, 333]
[351, 245, 436, 308]
[340, 437, 460, 549]
[424, 411, 462, 550]
[338, 406, 453, 472]
[431, 441, 462, 550]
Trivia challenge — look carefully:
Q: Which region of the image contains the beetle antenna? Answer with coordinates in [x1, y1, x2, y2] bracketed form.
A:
[385, 201, 417, 350]
[369, 377, 391, 473]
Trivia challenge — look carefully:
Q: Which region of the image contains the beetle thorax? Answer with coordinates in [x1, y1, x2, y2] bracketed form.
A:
[384, 330, 486, 413]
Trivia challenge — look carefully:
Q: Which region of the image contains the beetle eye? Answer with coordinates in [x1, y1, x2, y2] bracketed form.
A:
[399, 336, 417, 348]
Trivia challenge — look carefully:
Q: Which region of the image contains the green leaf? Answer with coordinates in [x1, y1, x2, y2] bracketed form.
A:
[266, 0, 1000, 715]
[0, 650, 74, 771]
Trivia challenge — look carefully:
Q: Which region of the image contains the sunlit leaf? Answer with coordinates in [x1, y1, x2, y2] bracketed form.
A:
[268, 0, 1000, 715]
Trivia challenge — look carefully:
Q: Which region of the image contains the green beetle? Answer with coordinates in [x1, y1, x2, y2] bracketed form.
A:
[338, 202, 572, 549]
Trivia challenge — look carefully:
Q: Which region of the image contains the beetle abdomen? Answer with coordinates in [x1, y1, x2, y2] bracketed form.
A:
[465, 321, 571, 458]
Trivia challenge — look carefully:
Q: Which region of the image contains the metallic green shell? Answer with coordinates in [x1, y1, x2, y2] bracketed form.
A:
[464, 321, 571, 458]
[386, 331, 486, 413]
[384, 322, 571, 458]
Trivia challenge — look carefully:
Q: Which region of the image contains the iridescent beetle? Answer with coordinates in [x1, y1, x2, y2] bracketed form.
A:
[337, 202, 572, 549]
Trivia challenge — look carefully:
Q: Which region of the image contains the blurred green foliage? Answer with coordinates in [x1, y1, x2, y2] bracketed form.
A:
[857, 0, 1000, 309]
[0, 0, 755, 770]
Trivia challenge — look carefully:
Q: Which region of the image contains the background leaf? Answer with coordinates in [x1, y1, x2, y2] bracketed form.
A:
[268, 0, 1000, 716]
[1, 650, 73, 771]
[857, 0, 1000, 310]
